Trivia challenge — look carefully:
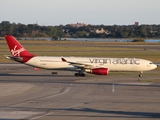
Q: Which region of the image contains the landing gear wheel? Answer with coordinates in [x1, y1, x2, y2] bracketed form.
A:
[74, 73, 85, 77]
[52, 72, 57, 74]
[75, 73, 79, 76]
[81, 73, 85, 77]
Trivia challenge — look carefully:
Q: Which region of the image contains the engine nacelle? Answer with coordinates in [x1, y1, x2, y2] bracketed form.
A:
[85, 68, 109, 75]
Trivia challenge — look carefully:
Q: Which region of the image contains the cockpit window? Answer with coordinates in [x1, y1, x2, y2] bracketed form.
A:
[150, 62, 153, 64]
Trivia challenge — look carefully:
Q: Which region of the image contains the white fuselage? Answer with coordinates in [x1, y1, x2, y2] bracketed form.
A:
[25, 56, 157, 72]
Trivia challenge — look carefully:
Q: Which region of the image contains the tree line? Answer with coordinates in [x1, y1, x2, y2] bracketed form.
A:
[0, 21, 160, 39]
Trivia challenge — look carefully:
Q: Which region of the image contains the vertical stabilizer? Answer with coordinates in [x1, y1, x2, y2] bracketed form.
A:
[5, 35, 34, 63]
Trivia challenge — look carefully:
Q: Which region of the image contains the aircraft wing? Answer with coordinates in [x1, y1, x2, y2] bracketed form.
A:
[61, 58, 94, 69]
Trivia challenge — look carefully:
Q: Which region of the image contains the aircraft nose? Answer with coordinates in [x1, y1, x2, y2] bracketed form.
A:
[153, 64, 158, 69]
[149, 63, 158, 70]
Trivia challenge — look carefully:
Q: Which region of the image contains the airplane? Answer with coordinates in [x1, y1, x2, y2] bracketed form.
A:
[5, 35, 157, 77]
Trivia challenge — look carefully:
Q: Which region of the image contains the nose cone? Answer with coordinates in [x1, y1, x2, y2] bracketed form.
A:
[152, 64, 158, 70]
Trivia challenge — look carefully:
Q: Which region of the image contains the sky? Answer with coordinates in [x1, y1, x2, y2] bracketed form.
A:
[0, 0, 160, 26]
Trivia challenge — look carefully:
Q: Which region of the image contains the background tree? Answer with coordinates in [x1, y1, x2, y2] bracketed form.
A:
[0, 21, 160, 39]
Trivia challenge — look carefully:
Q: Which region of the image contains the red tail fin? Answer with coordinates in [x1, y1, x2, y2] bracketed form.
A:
[5, 35, 34, 62]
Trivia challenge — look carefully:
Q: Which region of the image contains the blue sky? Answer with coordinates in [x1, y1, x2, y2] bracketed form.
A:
[0, 0, 160, 26]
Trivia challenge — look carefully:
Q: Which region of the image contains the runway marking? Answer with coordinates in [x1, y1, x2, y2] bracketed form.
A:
[30, 85, 84, 120]
[30, 84, 73, 120]
[112, 84, 115, 93]
[42, 84, 72, 99]
[30, 103, 84, 120]
[0, 111, 41, 119]
[7, 83, 72, 108]
[30, 112, 54, 120]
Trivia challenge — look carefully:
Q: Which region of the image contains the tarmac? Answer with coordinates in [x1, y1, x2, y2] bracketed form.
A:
[0, 64, 160, 120]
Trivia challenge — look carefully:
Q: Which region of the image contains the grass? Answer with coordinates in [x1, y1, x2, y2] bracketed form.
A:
[1, 39, 160, 63]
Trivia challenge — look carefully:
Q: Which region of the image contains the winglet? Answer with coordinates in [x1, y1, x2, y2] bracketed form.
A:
[61, 58, 67, 62]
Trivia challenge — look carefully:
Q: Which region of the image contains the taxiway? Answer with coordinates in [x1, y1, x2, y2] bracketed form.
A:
[0, 64, 160, 120]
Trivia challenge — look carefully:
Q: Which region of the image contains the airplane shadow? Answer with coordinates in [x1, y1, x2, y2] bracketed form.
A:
[54, 107, 160, 118]
[0, 73, 76, 77]
[4, 106, 160, 119]
[0, 118, 17, 120]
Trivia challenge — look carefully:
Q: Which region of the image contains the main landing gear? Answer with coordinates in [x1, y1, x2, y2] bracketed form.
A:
[74, 69, 85, 77]
[74, 68, 85, 77]
[52, 72, 58, 75]
[75, 73, 85, 77]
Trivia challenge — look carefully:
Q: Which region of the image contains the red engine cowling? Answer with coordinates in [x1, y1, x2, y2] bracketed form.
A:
[89, 68, 109, 75]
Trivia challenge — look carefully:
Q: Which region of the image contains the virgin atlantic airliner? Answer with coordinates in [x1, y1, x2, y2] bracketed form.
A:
[5, 35, 157, 77]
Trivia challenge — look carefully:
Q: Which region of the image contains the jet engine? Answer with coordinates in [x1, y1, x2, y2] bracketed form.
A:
[85, 68, 109, 75]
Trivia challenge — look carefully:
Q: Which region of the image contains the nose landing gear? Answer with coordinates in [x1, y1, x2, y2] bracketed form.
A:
[139, 71, 143, 77]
